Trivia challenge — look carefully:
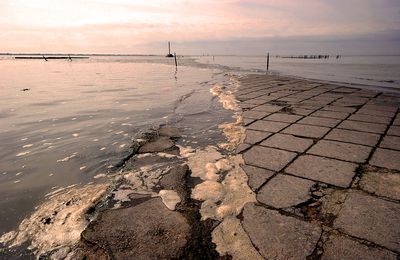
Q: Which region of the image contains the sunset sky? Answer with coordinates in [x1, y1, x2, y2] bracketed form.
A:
[1, 0, 399, 55]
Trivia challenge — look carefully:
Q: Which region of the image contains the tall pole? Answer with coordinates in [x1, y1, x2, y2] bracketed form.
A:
[266, 52, 270, 72]
[168, 42, 171, 55]
[174, 53, 178, 68]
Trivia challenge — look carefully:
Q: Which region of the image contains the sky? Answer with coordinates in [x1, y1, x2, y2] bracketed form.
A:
[0, 0, 399, 55]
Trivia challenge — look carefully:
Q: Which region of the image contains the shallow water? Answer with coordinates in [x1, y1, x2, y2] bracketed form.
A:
[0, 56, 231, 234]
[196, 55, 400, 91]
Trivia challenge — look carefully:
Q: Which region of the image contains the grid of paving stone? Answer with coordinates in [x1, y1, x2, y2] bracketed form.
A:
[236, 74, 400, 259]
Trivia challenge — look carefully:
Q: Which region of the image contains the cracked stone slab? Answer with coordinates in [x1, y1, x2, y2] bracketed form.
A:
[324, 128, 380, 147]
[338, 120, 387, 134]
[380, 135, 400, 150]
[242, 203, 321, 260]
[247, 120, 289, 133]
[261, 133, 313, 152]
[81, 198, 190, 259]
[244, 130, 273, 144]
[286, 155, 357, 188]
[282, 124, 330, 138]
[334, 192, 400, 252]
[322, 234, 397, 260]
[370, 148, 400, 171]
[307, 140, 372, 163]
[297, 116, 341, 127]
[264, 113, 303, 123]
[356, 108, 396, 117]
[243, 146, 297, 171]
[257, 174, 314, 208]
[359, 171, 400, 201]
[241, 165, 275, 191]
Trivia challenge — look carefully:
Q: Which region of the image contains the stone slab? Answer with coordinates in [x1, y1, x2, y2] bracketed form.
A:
[264, 113, 303, 123]
[244, 130, 273, 144]
[334, 192, 400, 252]
[243, 146, 297, 171]
[252, 104, 284, 113]
[370, 148, 400, 170]
[257, 174, 314, 208]
[82, 198, 190, 259]
[387, 126, 400, 137]
[322, 106, 357, 113]
[311, 110, 349, 119]
[242, 110, 270, 120]
[322, 235, 397, 260]
[348, 114, 392, 125]
[307, 140, 372, 163]
[290, 108, 315, 116]
[380, 135, 400, 150]
[261, 133, 313, 152]
[282, 124, 330, 138]
[242, 203, 321, 260]
[241, 165, 275, 191]
[247, 120, 289, 133]
[298, 116, 341, 127]
[338, 120, 387, 134]
[286, 155, 357, 188]
[357, 108, 395, 117]
[236, 143, 252, 153]
[359, 171, 400, 201]
[324, 128, 380, 147]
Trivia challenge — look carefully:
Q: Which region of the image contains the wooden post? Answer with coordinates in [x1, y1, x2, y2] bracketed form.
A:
[174, 53, 178, 67]
[68, 54, 72, 61]
[43, 55, 48, 61]
[266, 52, 270, 72]
[168, 42, 171, 55]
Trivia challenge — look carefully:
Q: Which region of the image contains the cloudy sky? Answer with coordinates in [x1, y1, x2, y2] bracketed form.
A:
[1, 0, 399, 55]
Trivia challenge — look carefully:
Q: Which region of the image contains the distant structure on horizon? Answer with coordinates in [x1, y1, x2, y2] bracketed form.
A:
[166, 41, 174, 58]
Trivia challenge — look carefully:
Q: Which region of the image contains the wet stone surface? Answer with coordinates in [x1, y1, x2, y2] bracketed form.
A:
[242, 203, 321, 260]
[236, 74, 400, 259]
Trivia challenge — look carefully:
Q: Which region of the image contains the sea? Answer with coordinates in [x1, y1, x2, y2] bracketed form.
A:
[0, 54, 399, 235]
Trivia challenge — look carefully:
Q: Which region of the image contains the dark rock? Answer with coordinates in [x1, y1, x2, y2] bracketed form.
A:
[80, 198, 190, 259]
[138, 136, 176, 153]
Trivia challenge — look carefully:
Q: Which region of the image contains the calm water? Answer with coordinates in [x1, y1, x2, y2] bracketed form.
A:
[0, 56, 230, 234]
[196, 55, 400, 91]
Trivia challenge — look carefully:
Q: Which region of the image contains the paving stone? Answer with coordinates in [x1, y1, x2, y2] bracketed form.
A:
[261, 133, 313, 152]
[257, 174, 314, 208]
[236, 143, 252, 153]
[324, 128, 380, 146]
[370, 148, 400, 170]
[359, 171, 400, 201]
[334, 192, 400, 252]
[290, 108, 315, 116]
[286, 155, 357, 187]
[242, 110, 270, 120]
[308, 140, 372, 163]
[242, 203, 321, 260]
[387, 126, 400, 137]
[338, 120, 387, 134]
[394, 114, 400, 125]
[247, 120, 289, 133]
[298, 116, 341, 127]
[244, 130, 273, 144]
[380, 135, 400, 150]
[322, 106, 357, 113]
[252, 104, 284, 113]
[243, 146, 297, 171]
[241, 165, 275, 191]
[282, 124, 330, 138]
[348, 113, 392, 125]
[322, 234, 397, 260]
[264, 113, 302, 123]
[245, 98, 268, 105]
[362, 104, 398, 112]
[357, 108, 396, 117]
[311, 110, 349, 119]
[243, 118, 256, 126]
